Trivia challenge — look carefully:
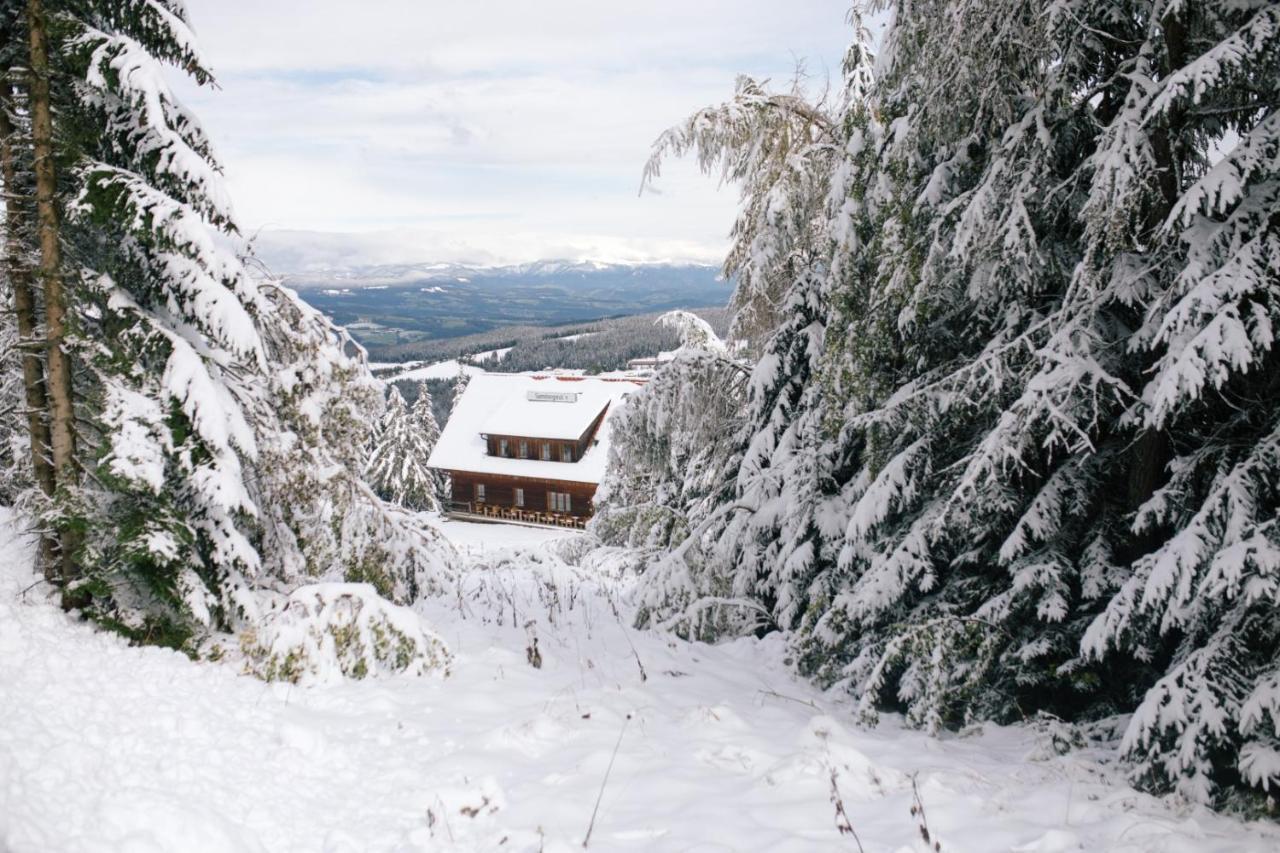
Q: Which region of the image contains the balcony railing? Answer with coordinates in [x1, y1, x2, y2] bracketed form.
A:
[446, 501, 587, 529]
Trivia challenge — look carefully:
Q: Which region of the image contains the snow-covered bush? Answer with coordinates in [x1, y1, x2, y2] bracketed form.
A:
[239, 583, 451, 685]
[656, 310, 727, 355]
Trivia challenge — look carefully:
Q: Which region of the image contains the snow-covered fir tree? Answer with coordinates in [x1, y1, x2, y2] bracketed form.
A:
[0, 4, 57, 568]
[438, 368, 472, 508]
[0, 0, 454, 644]
[1064, 0, 1280, 801]
[246, 281, 453, 605]
[625, 0, 1280, 804]
[61, 0, 270, 633]
[790, 0, 1134, 749]
[449, 367, 471, 411]
[593, 313, 745, 586]
[411, 381, 448, 507]
[0, 61, 25, 507]
[0, 268, 23, 506]
[630, 23, 874, 639]
[366, 385, 440, 512]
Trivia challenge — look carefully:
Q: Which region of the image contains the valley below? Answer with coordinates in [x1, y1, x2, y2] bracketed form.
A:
[287, 261, 731, 357]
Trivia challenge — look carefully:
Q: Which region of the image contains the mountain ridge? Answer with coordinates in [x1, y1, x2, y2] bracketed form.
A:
[284, 259, 722, 290]
[292, 260, 732, 350]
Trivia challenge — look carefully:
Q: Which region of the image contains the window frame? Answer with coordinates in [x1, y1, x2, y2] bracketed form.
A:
[475, 482, 486, 502]
[514, 487, 524, 507]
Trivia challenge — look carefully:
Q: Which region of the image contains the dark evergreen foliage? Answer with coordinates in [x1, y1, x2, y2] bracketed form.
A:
[621, 0, 1280, 804]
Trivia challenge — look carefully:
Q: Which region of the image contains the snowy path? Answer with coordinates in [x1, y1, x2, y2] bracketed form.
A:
[1, 514, 1277, 853]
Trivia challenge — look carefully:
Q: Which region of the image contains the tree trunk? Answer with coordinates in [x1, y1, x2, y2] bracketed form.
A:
[26, 0, 79, 582]
[0, 72, 59, 579]
[1126, 430, 1170, 511]
[1124, 10, 1188, 516]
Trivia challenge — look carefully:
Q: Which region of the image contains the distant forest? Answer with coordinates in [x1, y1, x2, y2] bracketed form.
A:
[373, 307, 729, 369]
[295, 263, 731, 351]
[386, 307, 730, 427]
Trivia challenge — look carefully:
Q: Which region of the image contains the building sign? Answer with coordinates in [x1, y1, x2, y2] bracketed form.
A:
[526, 390, 580, 403]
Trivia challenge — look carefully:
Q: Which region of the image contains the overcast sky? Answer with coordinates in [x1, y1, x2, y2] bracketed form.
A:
[176, 1, 853, 270]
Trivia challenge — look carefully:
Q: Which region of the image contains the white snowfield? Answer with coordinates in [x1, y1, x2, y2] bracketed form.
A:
[385, 359, 486, 383]
[1, 511, 1276, 853]
[422, 512, 571, 556]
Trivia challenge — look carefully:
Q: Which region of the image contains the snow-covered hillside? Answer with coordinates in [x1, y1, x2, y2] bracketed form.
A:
[382, 359, 486, 383]
[1, 510, 1276, 852]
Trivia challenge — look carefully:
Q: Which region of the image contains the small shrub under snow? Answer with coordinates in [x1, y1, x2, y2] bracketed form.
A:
[239, 583, 450, 684]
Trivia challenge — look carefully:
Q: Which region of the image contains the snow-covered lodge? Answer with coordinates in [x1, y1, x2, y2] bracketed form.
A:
[427, 374, 641, 527]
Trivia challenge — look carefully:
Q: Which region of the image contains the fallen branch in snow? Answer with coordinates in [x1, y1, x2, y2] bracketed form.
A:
[605, 586, 648, 683]
[910, 773, 942, 852]
[583, 712, 631, 848]
[15, 577, 50, 600]
[427, 795, 456, 844]
[757, 688, 820, 711]
[628, 644, 648, 684]
[616, 610, 648, 683]
[829, 767, 866, 853]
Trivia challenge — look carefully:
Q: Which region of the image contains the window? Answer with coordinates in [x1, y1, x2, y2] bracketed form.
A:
[514, 488, 524, 507]
[518, 440, 528, 459]
[474, 483, 486, 502]
[548, 491, 571, 513]
[541, 443, 552, 461]
[562, 443, 575, 462]
[498, 438, 508, 457]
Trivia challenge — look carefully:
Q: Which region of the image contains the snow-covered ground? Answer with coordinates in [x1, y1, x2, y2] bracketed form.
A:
[422, 512, 571, 556]
[2, 511, 1277, 853]
[471, 346, 513, 364]
[386, 359, 485, 382]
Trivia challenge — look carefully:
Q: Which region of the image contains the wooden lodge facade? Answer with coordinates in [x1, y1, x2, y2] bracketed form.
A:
[426, 374, 639, 528]
[447, 471, 599, 526]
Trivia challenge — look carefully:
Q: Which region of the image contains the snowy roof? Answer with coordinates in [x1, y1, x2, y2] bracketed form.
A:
[480, 379, 622, 441]
[427, 373, 642, 485]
